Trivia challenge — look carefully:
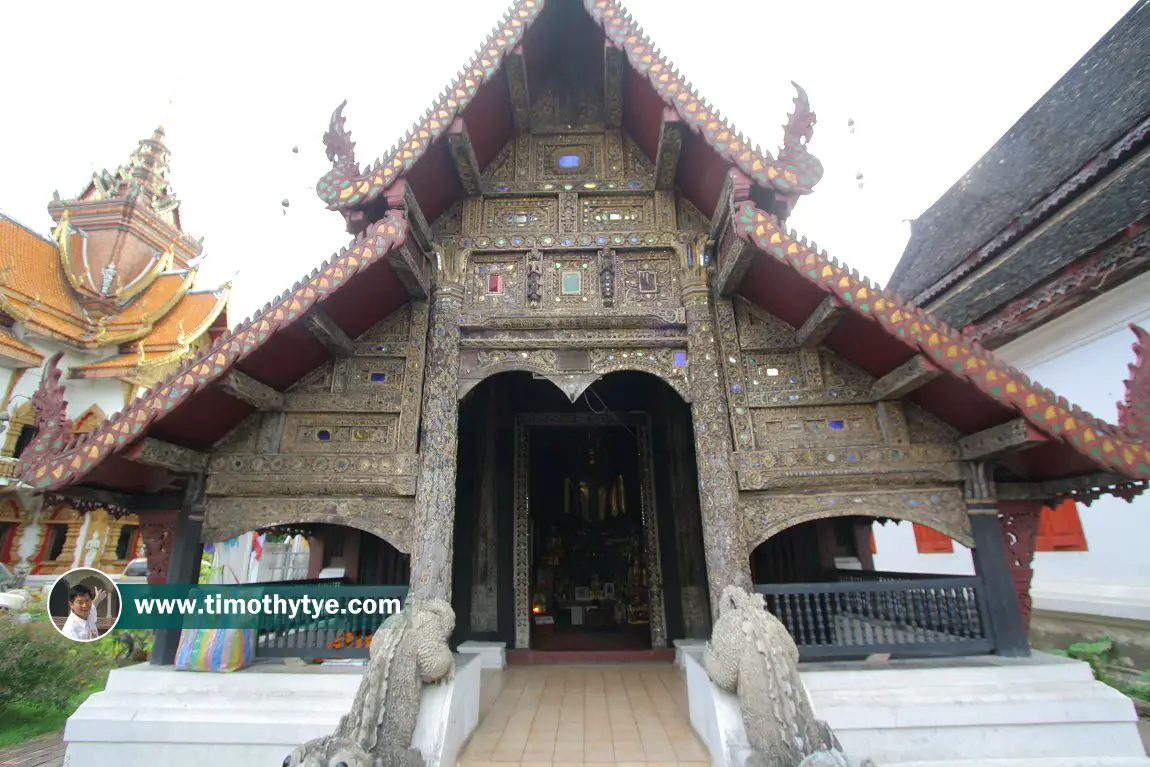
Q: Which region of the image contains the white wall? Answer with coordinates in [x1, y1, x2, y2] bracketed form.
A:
[3, 329, 129, 424]
[872, 271, 1150, 619]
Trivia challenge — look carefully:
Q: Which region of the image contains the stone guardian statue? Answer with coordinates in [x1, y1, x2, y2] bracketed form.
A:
[283, 598, 455, 767]
[702, 586, 875, 767]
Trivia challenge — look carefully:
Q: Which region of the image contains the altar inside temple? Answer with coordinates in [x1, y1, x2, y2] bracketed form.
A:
[528, 424, 652, 650]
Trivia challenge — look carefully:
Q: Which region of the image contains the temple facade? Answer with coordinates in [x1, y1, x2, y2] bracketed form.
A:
[13, 0, 1150, 666]
[881, 0, 1150, 665]
[0, 128, 230, 579]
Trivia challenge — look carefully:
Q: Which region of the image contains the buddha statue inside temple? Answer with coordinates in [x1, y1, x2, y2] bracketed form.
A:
[529, 425, 651, 650]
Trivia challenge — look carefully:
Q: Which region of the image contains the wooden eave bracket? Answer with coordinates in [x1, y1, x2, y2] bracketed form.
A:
[446, 117, 482, 196]
[715, 222, 752, 296]
[959, 418, 1048, 461]
[505, 44, 531, 134]
[997, 472, 1147, 504]
[304, 304, 355, 358]
[123, 437, 210, 474]
[796, 295, 848, 348]
[654, 107, 686, 191]
[871, 355, 944, 401]
[219, 370, 284, 411]
[604, 43, 625, 129]
[48, 485, 185, 513]
[382, 180, 433, 299]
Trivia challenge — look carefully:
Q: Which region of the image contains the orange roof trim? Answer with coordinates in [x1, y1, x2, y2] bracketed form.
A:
[19, 212, 410, 491]
[0, 326, 43, 367]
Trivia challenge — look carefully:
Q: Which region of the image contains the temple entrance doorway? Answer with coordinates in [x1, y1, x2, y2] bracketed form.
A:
[524, 415, 654, 651]
[451, 370, 711, 655]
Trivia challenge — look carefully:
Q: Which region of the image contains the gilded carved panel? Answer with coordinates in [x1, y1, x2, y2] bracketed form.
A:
[483, 197, 558, 233]
[207, 304, 423, 499]
[478, 132, 654, 194]
[618, 253, 676, 308]
[740, 487, 974, 551]
[202, 497, 414, 553]
[751, 404, 882, 450]
[581, 195, 654, 231]
[466, 256, 524, 311]
[282, 414, 399, 454]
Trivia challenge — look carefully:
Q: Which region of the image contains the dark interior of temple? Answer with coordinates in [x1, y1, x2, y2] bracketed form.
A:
[451, 370, 712, 649]
[529, 424, 650, 650]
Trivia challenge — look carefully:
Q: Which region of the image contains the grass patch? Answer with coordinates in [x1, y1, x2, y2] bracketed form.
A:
[0, 681, 105, 749]
[0, 590, 154, 750]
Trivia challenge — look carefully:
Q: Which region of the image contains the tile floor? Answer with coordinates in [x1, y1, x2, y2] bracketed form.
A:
[460, 663, 708, 766]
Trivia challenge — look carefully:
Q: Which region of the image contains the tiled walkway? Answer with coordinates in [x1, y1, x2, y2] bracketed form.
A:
[461, 663, 708, 766]
[0, 734, 65, 767]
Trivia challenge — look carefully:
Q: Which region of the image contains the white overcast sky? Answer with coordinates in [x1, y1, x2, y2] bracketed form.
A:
[0, 0, 1134, 323]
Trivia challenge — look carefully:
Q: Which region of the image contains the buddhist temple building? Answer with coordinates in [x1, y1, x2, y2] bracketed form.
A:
[0, 127, 231, 578]
[26, 1, 1150, 764]
[14, 0, 1150, 668]
[879, 0, 1150, 666]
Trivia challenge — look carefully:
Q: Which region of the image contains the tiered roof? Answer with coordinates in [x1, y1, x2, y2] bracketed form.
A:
[0, 128, 230, 380]
[14, 0, 1150, 502]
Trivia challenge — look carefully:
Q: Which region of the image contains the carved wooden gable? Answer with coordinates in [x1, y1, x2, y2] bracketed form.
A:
[204, 303, 427, 499]
[727, 298, 963, 493]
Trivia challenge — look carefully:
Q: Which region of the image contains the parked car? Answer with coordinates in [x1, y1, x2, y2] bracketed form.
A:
[123, 558, 150, 577]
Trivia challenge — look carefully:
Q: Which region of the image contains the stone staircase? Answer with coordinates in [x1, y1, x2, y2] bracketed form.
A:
[801, 653, 1150, 766]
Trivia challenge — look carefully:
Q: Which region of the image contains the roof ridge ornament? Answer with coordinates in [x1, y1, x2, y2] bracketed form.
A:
[322, 100, 359, 174]
[1118, 323, 1149, 442]
[17, 353, 77, 465]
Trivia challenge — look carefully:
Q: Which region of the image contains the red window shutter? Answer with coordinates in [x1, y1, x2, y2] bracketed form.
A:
[1037, 498, 1088, 552]
[913, 523, 954, 554]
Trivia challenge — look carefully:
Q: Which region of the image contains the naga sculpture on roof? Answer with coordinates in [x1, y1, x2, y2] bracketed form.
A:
[18, 352, 77, 462]
[283, 598, 455, 767]
[776, 82, 824, 196]
[703, 586, 875, 767]
[1119, 323, 1149, 442]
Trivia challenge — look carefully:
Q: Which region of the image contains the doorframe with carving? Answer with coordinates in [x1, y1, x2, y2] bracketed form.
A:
[512, 411, 668, 650]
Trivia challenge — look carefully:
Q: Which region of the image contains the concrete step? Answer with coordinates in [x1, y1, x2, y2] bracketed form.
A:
[810, 681, 1137, 729]
[800, 653, 1094, 692]
[801, 658, 1147, 763]
[885, 758, 1150, 767]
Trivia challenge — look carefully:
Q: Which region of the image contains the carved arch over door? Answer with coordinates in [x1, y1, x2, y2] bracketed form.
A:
[458, 358, 691, 403]
[202, 497, 413, 554]
[741, 486, 974, 553]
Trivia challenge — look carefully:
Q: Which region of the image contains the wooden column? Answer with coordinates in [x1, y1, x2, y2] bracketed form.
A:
[965, 461, 1030, 657]
[470, 377, 500, 632]
[664, 384, 711, 637]
[998, 498, 1043, 635]
[409, 252, 465, 602]
[149, 474, 206, 666]
[681, 266, 753, 619]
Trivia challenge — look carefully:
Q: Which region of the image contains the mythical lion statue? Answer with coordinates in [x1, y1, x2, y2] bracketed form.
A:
[703, 586, 875, 767]
[282, 598, 455, 767]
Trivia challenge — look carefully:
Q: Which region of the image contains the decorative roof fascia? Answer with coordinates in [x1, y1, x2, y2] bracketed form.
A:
[124, 284, 232, 354]
[18, 212, 410, 491]
[316, 0, 822, 211]
[964, 223, 1150, 346]
[732, 200, 1150, 480]
[0, 328, 43, 367]
[0, 291, 88, 341]
[1118, 323, 1149, 442]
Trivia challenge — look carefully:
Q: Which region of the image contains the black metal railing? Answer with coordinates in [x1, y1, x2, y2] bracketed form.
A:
[755, 574, 994, 660]
[253, 584, 408, 659]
